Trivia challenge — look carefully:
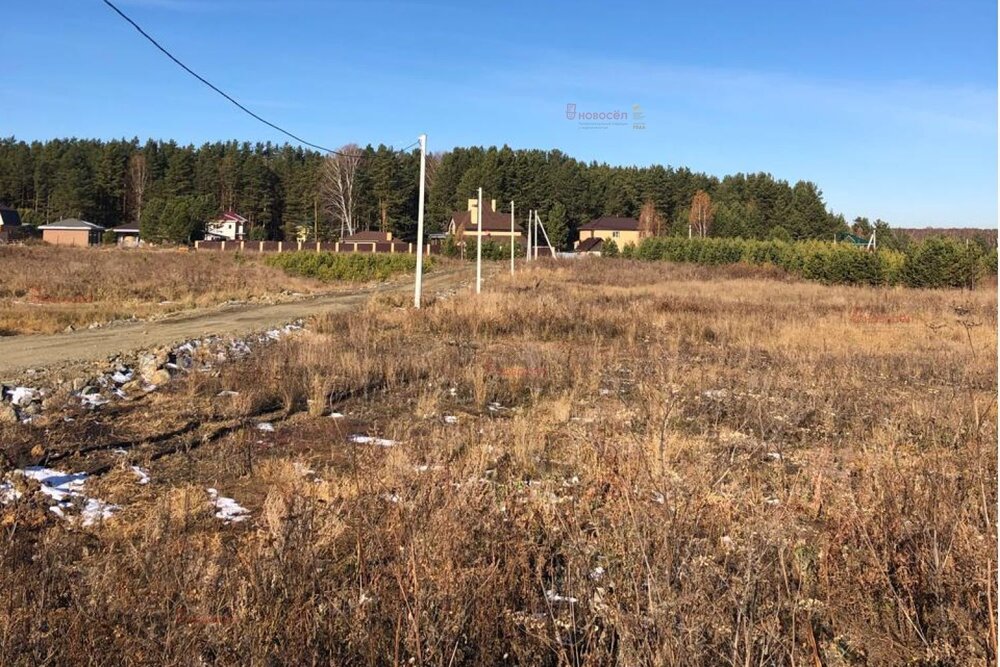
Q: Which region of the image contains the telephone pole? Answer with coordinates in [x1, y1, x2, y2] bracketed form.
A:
[414, 134, 427, 308]
[476, 187, 483, 294]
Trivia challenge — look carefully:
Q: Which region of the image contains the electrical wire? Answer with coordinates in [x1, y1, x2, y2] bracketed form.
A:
[101, 0, 419, 157]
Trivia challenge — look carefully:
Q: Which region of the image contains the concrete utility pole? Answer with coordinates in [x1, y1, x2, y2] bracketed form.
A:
[534, 210, 556, 258]
[526, 209, 532, 261]
[476, 187, 483, 294]
[509, 200, 515, 275]
[414, 134, 427, 308]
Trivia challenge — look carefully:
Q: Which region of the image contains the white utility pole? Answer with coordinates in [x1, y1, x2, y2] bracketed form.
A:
[526, 209, 532, 261]
[509, 200, 515, 275]
[533, 213, 538, 259]
[534, 210, 556, 258]
[476, 187, 483, 294]
[414, 134, 427, 308]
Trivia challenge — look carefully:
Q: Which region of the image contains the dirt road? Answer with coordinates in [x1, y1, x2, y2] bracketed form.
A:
[0, 267, 475, 375]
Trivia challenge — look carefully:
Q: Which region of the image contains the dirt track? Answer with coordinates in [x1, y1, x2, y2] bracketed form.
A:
[0, 267, 475, 376]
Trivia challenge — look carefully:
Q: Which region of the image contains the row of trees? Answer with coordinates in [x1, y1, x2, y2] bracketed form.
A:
[0, 137, 855, 246]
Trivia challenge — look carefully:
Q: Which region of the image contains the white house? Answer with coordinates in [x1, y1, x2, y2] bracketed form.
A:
[205, 211, 247, 241]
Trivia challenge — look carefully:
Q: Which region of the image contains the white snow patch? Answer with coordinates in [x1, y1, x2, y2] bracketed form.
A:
[6, 386, 40, 406]
[207, 488, 249, 523]
[328, 412, 345, 419]
[110, 370, 133, 384]
[217, 390, 239, 397]
[256, 422, 275, 432]
[444, 415, 458, 424]
[589, 566, 606, 581]
[349, 434, 398, 447]
[545, 590, 578, 604]
[1, 467, 118, 526]
[131, 466, 150, 485]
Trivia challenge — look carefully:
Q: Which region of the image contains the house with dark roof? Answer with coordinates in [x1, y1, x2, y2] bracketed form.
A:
[575, 217, 643, 249]
[448, 198, 522, 245]
[0, 205, 26, 243]
[38, 219, 105, 247]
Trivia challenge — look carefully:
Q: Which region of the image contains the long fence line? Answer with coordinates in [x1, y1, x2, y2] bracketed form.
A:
[193, 240, 443, 255]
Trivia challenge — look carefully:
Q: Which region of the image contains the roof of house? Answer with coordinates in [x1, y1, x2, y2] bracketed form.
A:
[342, 230, 392, 242]
[576, 237, 604, 252]
[450, 209, 524, 233]
[579, 216, 640, 231]
[112, 224, 140, 234]
[0, 205, 21, 227]
[219, 211, 248, 223]
[38, 218, 105, 231]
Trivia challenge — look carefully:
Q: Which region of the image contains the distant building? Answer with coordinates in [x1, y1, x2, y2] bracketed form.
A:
[0, 205, 25, 243]
[448, 198, 522, 244]
[38, 219, 105, 247]
[112, 224, 141, 247]
[0, 205, 21, 228]
[342, 230, 393, 243]
[575, 237, 605, 255]
[576, 217, 642, 248]
[205, 212, 247, 241]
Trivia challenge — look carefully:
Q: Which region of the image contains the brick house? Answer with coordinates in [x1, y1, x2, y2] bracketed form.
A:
[38, 219, 105, 247]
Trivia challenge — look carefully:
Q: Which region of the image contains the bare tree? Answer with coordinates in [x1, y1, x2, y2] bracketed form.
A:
[638, 199, 664, 237]
[320, 144, 362, 238]
[689, 190, 714, 238]
[126, 153, 148, 224]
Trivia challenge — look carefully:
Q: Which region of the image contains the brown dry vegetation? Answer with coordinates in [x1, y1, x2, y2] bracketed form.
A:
[0, 258, 996, 665]
[0, 245, 328, 335]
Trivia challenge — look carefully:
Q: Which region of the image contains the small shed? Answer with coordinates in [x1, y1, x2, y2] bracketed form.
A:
[112, 224, 141, 247]
[38, 219, 105, 247]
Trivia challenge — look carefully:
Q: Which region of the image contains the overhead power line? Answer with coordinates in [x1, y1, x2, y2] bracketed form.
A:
[101, 0, 417, 158]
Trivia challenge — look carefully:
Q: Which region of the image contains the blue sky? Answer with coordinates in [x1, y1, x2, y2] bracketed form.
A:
[3, 0, 996, 227]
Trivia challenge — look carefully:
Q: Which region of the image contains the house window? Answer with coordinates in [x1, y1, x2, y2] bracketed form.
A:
[612, 231, 620, 238]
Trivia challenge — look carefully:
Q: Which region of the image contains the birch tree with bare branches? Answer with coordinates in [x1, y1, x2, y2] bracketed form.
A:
[638, 199, 664, 237]
[320, 144, 362, 238]
[689, 190, 715, 238]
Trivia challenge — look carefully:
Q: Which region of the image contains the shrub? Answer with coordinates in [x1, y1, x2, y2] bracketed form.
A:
[902, 237, 985, 289]
[265, 252, 432, 282]
[619, 236, 972, 288]
[602, 239, 619, 258]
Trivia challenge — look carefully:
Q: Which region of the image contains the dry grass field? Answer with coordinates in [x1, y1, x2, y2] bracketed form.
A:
[0, 259, 995, 665]
[0, 245, 328, 335]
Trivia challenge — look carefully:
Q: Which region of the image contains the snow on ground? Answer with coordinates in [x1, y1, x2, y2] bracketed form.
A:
[6, 386, 40, 406]
[0, 466, 118, 527]
[444, 415, 458, 424]
[206, 488, 250, 523]
[131, 466, 150, 485]
[349, 434, 398, 447]
[256, 422, 275, 432]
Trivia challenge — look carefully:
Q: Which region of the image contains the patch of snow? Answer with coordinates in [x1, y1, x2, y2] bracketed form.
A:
[349, 434, 398, 447]
[545, 590, 578, 604]
[444, 415, 458, 424]
[217, 390, 239, 397]
[207, 488, 249, 523]
[6, 386, 40, 406]
[764, 452, 782, 462]
[2, 467, 118, 526]
[702, 389, 728, 400]
[256, 422, 275, 432]
[328, 412, 345, 419]
[651, 492, 665, 505]
[80, 393, 109, 408]
[131, 466, 150, 485]
[110, 370, 133, 384]
[764, 497, 781, 506]
[382, 493, 401, 504]
[589, 567, 605, 581]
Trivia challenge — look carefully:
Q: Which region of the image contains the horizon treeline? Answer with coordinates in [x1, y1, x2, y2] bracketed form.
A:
[0, 136, 852, 247]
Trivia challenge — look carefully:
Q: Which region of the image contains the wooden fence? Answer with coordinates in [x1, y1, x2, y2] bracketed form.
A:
[194, 240, 441, 255]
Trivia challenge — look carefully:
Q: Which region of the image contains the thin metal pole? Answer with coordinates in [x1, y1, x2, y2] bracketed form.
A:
[509, 201, 515, 275]
[413, 134, 426, 308]
[476, 187, 483, 294]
